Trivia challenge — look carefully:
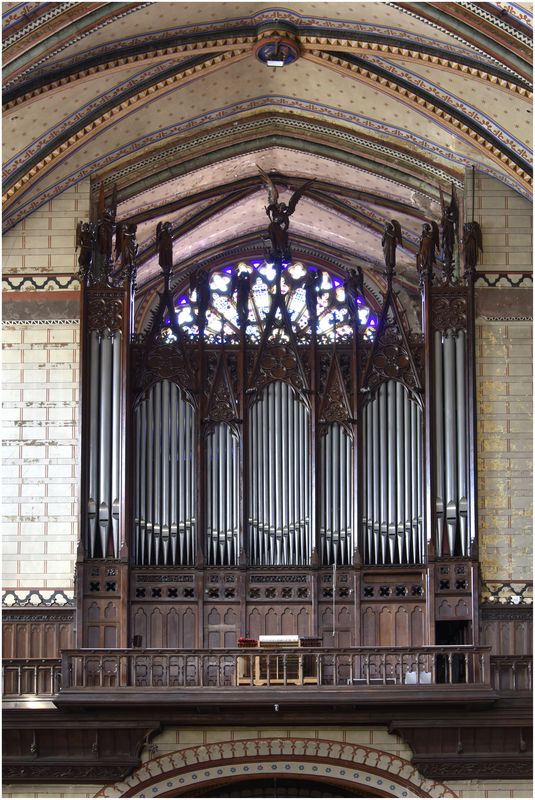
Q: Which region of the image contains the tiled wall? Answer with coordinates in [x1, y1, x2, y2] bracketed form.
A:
[2, 183, 87, 590]
[476, 321, 533, 581]
[2, 322, 79, 589]
[468, 170, 533, 583]
[3, 182, 89, 279]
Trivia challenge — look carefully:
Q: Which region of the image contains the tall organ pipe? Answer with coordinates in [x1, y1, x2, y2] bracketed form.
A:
[443, 333, 458, 555]
[169, 386, 178, 564]
[395, 381, 405, 564]
[110, 334, 121, 559]
[434, 331, 445, 557]
[98, 335, 112, 557]
[379, 383, 388, 565]
[363, 380, 422, 565]
[87, 333, 100, 557]
[456, 331, 468, 555]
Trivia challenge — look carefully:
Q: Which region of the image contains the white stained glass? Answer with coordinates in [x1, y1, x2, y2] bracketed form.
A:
[210, 273, 231, 292]
[262, 263, 277, 282]
[288, 262, 306, 280]
[177, 306, 194, 325]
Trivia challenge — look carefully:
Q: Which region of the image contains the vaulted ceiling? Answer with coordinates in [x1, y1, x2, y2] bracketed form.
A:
[3, 1, 532, 309]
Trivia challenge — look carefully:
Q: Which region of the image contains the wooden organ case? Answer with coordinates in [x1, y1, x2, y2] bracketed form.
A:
[75, 194, 481, 663]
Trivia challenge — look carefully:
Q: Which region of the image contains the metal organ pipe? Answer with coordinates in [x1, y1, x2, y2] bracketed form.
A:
[98, 335, 112, 557]
[456, 331, 468, 556]
[206, 423, 239, 566]
[443, 333, 458, 555]
[434, 331, 445, 557]
[87, 333, 100, 557]
[134, 381, 195, 565]
[362, 380, 422, 565]
[320, 424, 353, 566]
[248, 381, 310, 566]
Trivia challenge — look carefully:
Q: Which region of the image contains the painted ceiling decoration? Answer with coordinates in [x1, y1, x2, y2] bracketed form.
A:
[3, 1, 532, 305]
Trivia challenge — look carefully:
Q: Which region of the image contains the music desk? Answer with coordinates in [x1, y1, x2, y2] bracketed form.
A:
[237, 635, 319, 686]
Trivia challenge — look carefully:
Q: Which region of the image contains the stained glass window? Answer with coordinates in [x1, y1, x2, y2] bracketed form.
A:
[173, 260, 376, 343]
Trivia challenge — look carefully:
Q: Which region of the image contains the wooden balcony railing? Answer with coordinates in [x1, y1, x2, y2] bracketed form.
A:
[3, 650, 531, 700]
[3, 658, 61, 697]
[60, 646, 491, 691]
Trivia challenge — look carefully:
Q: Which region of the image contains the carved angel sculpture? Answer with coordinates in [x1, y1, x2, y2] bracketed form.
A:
[440, 183, 459, 272]
[304, 267, 322, 323]
[190, 267, 211, 330]
[382, 219, 403, 275]
[463, 221, 483, 274]
[96, 183, 117, 268]
[257, 166, 314, 261]
[75, 221, 96, 283]
[156, 221, 173, 278]
[231, 269, 252, 328]
[417, 221, 440, 276]
[343, 266, 364, 321]
[115, 222, 138, 287]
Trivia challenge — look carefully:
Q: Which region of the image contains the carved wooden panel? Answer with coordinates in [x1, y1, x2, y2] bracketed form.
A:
[2, 613, 74, 659]
[361, 603, 426, 646]
[246, 606, 310, 638]
[205, 606, 239, 648]
[132, 605, 196, 648]
[84, 600, 119, 648]
[480, 607, 533, 656]
[87, 290, 124, 333]
[319, 605, 353, 647]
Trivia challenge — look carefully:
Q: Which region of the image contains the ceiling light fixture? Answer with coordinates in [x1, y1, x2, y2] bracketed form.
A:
[254, 36, 300, 68]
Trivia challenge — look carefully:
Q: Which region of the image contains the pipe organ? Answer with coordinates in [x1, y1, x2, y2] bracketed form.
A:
[76, 199, 482, 654]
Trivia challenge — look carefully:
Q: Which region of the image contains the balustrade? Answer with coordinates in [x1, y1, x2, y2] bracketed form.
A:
[4, 650, 531, 699]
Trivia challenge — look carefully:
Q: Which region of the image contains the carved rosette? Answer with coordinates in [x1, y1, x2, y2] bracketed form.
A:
[367, 322, 417, 392]
[139, 343, 194, 397]
[87, 292, 124, 333]
[255, 345, 304, 391]
[431, 294, 467, 333]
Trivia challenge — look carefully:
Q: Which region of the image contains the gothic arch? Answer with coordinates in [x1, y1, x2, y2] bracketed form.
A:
[96, 738, 457, 798]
